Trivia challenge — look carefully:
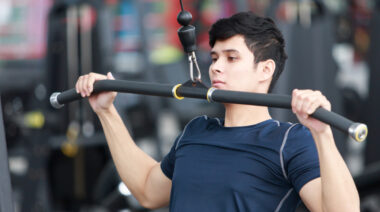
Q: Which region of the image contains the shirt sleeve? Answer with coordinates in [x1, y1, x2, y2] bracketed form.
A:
[283, 124, 320, 193]
[160, 116, 205, 179]
[160, 135, 181, 180]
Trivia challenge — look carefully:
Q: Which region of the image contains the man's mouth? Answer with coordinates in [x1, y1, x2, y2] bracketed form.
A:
[212, 80, 225, 88]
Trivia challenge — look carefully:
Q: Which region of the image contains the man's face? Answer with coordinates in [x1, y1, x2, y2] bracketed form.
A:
[209, 35, 261, 93]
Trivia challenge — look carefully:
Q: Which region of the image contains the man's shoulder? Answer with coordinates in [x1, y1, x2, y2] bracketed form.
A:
[286, 123, 312, 141]
[185, 115, 210, 128]
[186, 115, 222, 127]
[271, 121, 310, 135]
[278, 122, 315, 153]
[267, 121, 313, 146]
[181, 115, 216, 134]
[264, 121, 298, 136]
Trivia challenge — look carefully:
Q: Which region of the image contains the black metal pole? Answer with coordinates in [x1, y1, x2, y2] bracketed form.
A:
[0, 96, 15, 212]
[50, 80, 368, 142]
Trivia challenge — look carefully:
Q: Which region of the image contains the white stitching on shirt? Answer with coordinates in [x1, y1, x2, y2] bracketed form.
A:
[274, 188, 294, 212]
[214, 117, 222, 126]
[175, 116, 205, 150]
[280, 123, 298, 180]
[274, 120, 280, 126]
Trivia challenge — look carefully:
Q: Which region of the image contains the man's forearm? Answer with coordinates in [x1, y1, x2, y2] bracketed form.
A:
[312, 128, 360, 211]
[97, 105, 158, 203]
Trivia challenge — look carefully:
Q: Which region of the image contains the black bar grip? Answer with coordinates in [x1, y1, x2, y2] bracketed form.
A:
[211, 89, 368, 142]
[50, 80, 174, 108]
[50, 80, 368, 142]
[311, 108, 367, 142]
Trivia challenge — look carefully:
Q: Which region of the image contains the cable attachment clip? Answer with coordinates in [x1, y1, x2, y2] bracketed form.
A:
[177, 8, 202, 82]
[188, 52, 202, 82]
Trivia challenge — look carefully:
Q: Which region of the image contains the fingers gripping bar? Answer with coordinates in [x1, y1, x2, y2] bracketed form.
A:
[50, 80, 368, 142]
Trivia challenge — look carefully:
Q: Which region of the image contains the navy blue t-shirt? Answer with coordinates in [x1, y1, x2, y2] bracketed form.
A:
[160, 116, 320, 212]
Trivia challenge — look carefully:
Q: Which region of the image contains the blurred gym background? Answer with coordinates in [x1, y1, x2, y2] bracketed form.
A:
[0, 0, 379, 211]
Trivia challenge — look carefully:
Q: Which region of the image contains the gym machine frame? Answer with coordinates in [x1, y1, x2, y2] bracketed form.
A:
[50, 0, 368, 143]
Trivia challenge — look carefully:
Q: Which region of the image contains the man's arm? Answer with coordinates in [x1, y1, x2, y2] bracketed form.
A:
[292, 89, 360, 212]
[76, 72, 172, 209]
[97, 105, 172, 209]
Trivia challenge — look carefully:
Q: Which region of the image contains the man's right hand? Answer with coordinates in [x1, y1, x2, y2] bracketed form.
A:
[75, 72, 117, 114]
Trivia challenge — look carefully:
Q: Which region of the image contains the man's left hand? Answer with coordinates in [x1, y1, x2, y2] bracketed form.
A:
[291, 89, 331, 133]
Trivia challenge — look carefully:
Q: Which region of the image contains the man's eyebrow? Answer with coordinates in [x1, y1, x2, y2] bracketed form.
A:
[223, 49, 240, 54]
[210, 49, 240, 56]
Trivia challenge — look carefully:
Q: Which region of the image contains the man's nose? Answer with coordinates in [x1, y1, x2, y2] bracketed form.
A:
[211, 59, 223, 73]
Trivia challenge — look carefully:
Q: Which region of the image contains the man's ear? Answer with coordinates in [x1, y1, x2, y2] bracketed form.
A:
[259, 59, 275, 82]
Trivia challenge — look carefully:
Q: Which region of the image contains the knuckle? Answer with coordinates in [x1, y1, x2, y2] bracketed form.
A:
[89, 73, 97, 79]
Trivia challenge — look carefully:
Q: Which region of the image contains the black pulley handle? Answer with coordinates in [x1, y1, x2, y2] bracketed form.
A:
[50, 80, 368, 142]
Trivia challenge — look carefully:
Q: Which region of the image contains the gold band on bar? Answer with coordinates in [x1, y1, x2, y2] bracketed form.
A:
[172, 84, 184, 100]
[207, 87, 217, 103]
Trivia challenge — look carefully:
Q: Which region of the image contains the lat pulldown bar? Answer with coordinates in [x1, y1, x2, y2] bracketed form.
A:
[50, 79, 368, 142]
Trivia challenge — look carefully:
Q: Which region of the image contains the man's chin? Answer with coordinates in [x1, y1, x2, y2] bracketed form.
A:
[212, 83, 226, 89]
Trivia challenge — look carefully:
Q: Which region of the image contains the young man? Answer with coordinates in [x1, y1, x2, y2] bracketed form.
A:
[76, 12, 359, 211]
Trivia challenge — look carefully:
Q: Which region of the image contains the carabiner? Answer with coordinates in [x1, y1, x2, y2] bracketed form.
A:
[188, 52, 202, 82]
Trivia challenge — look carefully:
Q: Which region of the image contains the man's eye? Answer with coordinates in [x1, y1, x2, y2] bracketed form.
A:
[211, 58, 217, 63]
[228, 57, 237, 61]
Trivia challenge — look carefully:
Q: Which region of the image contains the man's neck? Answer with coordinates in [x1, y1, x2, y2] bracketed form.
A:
[223, 104, 272, 127]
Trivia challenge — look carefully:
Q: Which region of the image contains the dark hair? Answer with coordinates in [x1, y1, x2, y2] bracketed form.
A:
[209, 11, 287, 92]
